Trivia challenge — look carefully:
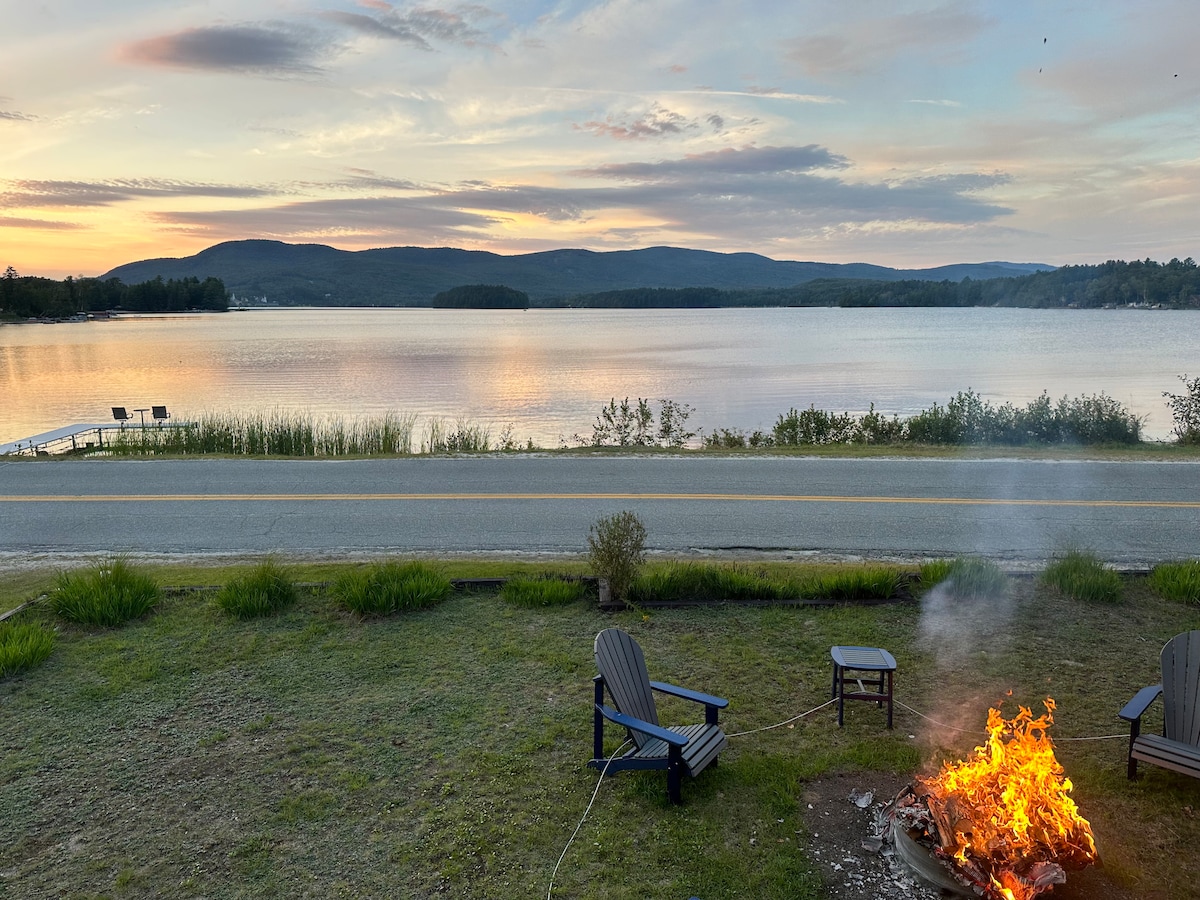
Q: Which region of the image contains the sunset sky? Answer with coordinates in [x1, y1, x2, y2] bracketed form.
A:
[3, 0, 1199, 279]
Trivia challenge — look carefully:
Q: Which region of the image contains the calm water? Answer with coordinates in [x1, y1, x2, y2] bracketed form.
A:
[1, 307, 1194, 445]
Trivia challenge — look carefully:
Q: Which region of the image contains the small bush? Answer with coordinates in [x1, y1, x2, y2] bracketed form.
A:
[499, 577, 586, 608]
[0, 621, 56, 678]
[216, 559, 299, 619]
[1149, 560, 1200, 604]
[919, 557, 1008, 599]
[1163, 374, 1200, 444]
[51, 558, 161, 626]
[334, 562, 452, 615]
[1041, 551, 1123, 604]
[587, 511, 647, 605]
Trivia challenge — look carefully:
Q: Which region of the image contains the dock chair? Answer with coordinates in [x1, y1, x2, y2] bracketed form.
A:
[112, 407, 133, 425]
[1119, 630, 1200, 780]
[151, 405, 171, 423]
[589, 627, 728, 804]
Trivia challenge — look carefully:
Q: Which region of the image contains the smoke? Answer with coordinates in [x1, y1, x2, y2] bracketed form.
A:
[917, 576, 1015, 668]
[911, 570, 1017, 755]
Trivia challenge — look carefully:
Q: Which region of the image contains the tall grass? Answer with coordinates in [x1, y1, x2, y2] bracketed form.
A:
[625, 561, 903, 604]
[333, 561, 453, 615]
[1040, 550, 1123, 604]
[628, 562, 775, 604]
[1149, 560, 1200, 604]
[424, 418, 492, 453]
[807, 567, 905, 601]
[107, 410, 419, 456]
[51, 558, 161, 626]
[499, 576, 586, 607]
[215, 559, 299, 619]
[919, 556, 1008, 599]
[0, 621, 56, 678]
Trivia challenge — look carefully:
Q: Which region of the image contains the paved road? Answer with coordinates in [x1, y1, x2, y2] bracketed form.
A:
[1, 456, 1197, 565]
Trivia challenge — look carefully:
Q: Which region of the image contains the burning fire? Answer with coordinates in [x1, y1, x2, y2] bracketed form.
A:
[916, 698, 1097, 900]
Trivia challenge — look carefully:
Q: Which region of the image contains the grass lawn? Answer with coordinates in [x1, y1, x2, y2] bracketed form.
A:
[2, 561, 1199, 899]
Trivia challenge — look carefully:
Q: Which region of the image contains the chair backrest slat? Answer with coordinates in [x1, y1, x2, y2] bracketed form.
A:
[594, 628, 659, 749]
[1161, 630, 1200, 746]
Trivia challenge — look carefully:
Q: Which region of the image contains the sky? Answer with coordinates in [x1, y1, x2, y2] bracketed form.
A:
[3, 0, 1199, 279]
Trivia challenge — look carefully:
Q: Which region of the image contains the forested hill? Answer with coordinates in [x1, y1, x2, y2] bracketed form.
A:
[101, 240, 1051, 307]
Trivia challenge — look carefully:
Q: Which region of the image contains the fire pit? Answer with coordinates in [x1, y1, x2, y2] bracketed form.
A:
[882, 699, 1098, 900]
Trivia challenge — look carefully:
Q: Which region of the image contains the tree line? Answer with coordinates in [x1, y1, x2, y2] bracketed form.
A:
[540, 257, 1200, 309]
[1, 268, 230, 319]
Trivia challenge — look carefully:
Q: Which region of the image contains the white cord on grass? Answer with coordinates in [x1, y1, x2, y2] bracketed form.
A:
[546, 739, 631, 900]
[726, 697, 837, 737]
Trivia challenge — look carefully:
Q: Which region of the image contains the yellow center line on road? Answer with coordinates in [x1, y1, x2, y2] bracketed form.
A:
[0, 492, 1197, 508]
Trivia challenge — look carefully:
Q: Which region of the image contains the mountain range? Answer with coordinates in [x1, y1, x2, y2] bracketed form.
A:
[102, 240, 1054, 306]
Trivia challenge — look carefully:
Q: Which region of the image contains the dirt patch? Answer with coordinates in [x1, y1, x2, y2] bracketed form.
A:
[799, 771, 1137, 900]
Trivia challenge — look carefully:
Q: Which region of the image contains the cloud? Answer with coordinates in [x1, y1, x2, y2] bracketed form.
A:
[152, 195, 497, 243]
[118, 23, 333, 75]
[0, 216, 83, 230]
[6, 142, 1011, 259]
[576, 106, 698, 141]
[573, 145, 851, 180]
[322, 10, 433, 50]
[0, 110, 35, 122]
[785, 5, 989, 78]
[323, 5, 493, 50]
[0, 179, 279, 209]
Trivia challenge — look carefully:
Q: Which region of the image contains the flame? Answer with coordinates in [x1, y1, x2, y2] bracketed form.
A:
[919, 698, 1097, 900]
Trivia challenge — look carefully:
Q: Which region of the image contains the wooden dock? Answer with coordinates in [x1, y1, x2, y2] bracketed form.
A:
[2, 424, 135, 456]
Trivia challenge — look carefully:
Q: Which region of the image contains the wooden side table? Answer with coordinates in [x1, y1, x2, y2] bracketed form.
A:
[830, 645, 896, 728]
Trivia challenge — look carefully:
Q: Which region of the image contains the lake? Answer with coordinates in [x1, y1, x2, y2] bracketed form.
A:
[1, 306, 1194, 446]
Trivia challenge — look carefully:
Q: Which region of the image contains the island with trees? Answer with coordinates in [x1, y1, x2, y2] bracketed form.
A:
[431, 284, 530, 309]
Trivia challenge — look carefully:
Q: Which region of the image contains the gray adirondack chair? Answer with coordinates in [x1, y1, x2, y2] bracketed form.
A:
[589, 627, 728, 804]
[1119, 630, 1200, 780]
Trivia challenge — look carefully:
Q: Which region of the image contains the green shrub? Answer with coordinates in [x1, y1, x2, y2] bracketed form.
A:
[215, 559, 299, 619]
[1040, 551, 1123, 604]
[919, 556, 1008, 599]
[1149, 560, 1200, 604]
[1163, 374, 1200, 444]
[499, 577, 586, 608]
[51, 558, 161, 626]
[0, 621, 56, 678]
[333, 562, 452, 615]
[587, 511, 647, 605]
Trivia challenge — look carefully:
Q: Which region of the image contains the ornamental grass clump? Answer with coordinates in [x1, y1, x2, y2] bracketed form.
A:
[627, 562, 778, 605]
[499, 576, 586, 608]
[334, 561, 452, 616]
[807, 567, 905, 601]
[51, 558, 161, 626]
[1040, 550, 1123, 604]
[919, 556, 1008, 600]
[0, 621, 56, 678]
[215, 559, 299, 619]
[1149, 560, 1200, 604]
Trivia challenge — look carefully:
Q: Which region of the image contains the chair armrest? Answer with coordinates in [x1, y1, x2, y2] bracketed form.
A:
[1118, 685, 1163, 723]
[596, 704, 689, 746]
[649, 680, 729, 709]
